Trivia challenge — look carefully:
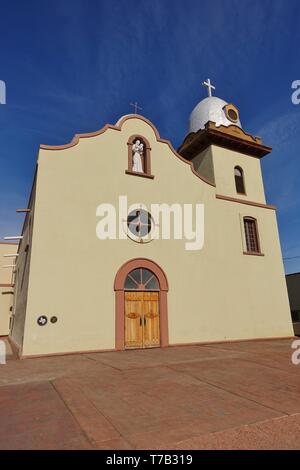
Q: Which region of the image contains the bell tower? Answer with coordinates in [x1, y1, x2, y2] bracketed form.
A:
[177, 79, 271, 204]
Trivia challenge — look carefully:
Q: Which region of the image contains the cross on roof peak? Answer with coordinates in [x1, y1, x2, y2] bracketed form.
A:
[202, 78, 216, 97]
[130, 102, 142, 114]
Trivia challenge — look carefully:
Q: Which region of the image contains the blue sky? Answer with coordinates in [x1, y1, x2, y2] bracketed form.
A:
[0, 0, 299, 273]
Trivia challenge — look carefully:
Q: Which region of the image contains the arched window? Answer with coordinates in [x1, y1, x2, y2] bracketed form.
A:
[234, 166, 246, 194]
[126, 135, 154, 179]
[243, 217, 260, 253]
[124, 268, 159, 290]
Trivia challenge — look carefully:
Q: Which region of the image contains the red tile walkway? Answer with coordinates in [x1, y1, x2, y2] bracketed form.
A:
[0, 338, 299, 449]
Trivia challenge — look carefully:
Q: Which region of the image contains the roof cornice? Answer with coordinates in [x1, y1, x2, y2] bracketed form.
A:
[178, 121, 272, 160]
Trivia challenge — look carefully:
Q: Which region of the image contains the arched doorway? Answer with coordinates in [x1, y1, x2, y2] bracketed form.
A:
[114, 258, 169, 350]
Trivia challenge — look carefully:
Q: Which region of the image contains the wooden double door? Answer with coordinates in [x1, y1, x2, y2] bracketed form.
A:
[125, 291, 160, 349]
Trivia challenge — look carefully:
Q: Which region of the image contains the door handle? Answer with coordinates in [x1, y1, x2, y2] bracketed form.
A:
[144, 316, 146, 326]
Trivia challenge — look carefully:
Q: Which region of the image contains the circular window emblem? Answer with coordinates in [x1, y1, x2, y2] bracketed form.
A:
[37, 315, 47, 326]
[228, 108, 238, 122]
[126, 208, 154, 243]
[224, 104, 239, 124]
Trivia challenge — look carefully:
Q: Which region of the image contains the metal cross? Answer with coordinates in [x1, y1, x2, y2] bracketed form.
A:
[130, 102, 142, 114]
[202, 78, 215, 97]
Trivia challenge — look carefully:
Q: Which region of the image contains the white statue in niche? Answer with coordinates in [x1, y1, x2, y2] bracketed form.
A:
[132, 140, 144, 173]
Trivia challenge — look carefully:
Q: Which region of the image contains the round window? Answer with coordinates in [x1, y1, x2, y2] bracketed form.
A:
[227, 108, 238, 122]
[127, 209, 152, 238]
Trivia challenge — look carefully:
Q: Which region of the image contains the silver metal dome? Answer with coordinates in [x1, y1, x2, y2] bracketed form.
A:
[188, 96, 242, 133]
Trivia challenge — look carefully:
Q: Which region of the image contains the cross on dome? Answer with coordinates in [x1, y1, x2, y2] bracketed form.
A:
[202, 78, 216, 97]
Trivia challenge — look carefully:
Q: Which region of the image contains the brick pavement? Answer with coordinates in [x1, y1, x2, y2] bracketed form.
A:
[0, 338, 299, 449]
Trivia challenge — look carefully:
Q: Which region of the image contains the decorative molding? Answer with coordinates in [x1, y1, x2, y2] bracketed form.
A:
[178, 121, 272, 160]
[114, 257, 169, 291]
[208, 121, 262, 144]
[125, 170, 154, 179]
[216, 194, 276, 210]
[243, 251, 265, 257]
[223, 103, 240, 124]
[39, 114, 216, 188]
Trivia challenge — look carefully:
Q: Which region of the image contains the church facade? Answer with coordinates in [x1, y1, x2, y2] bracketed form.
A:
[8, 91, 294, 357]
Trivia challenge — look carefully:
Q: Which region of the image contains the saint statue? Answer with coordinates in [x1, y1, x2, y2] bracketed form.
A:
[132, 140, 144, 173]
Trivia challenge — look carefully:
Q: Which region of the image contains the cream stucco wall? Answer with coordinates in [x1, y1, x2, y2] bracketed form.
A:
[211, 146, 267, 203]
[0, 243, 18, 336]
[13, 116, 293, 356]
[192, 147, 215, 184]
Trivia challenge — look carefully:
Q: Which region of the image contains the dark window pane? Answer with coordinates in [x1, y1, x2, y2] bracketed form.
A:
[128, 269, 141, 284]
[140, 211, 150, 225]
[145, 277, 159, 290]
[244, 218, 260, 253]
[228, 108, 238, 121]
[127, 210, 140, 235]
[124, 277, 138, 289]
[141, 269, 154, 285]
[235, 175, 245, 194]
[127, 209, 152, 237]
[127, 210, 140, 225]
[292, 310, 300, 322]
[234, 167, 245, 194]
[124, 268, 159, 290]
[139, 223, 151, 237]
